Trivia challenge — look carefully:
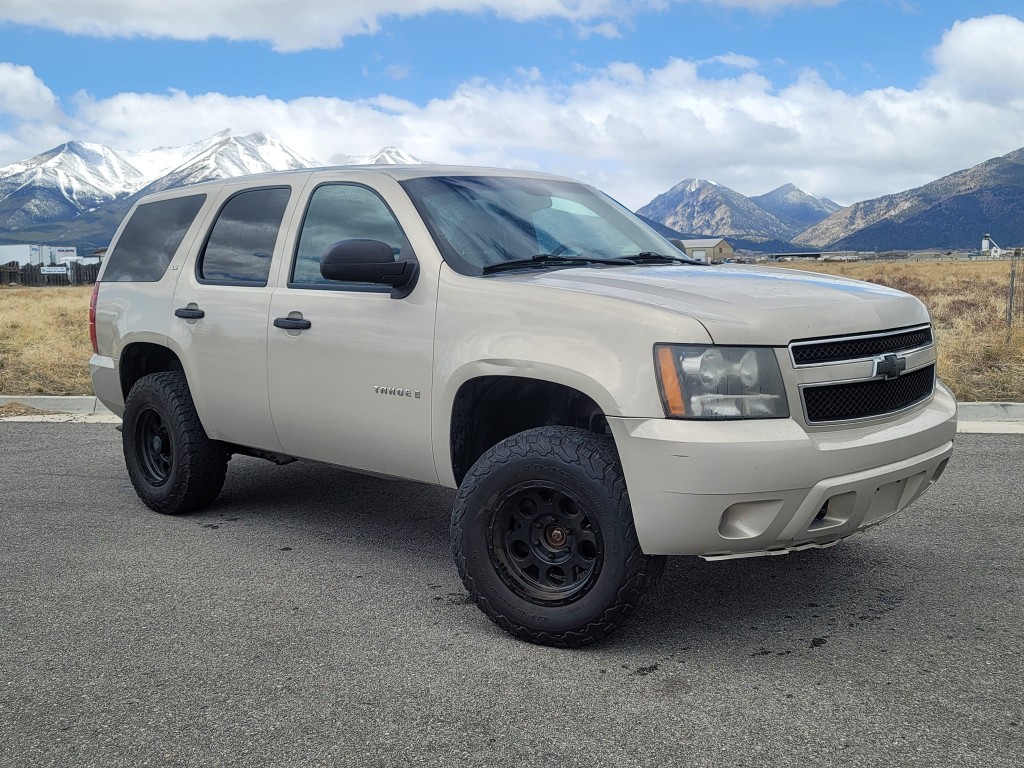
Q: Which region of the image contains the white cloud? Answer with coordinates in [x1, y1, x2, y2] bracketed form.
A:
[578, 22, 622, 39]
[0, 62, 64, 122]
[705, 52, 760, 69]
[708, 0, 839, 8]
[4, 14, 1024, 210]
[0, 0, 841, 51]
[515, 66, 544, 81]
[384, 64, 411, 81]
[927, 14, 1024, 104]
[0, 63, 69, 162]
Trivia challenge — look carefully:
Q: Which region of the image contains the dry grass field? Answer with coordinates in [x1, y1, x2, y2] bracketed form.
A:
[1, 260, 1021, 401]
[0, 285, 94, 396]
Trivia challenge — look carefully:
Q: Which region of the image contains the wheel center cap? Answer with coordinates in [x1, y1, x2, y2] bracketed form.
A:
[152, 435, 163, 453]
[545, 526, 567, 548]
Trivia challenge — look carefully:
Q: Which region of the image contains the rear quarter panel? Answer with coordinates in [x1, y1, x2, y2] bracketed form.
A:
[92, 195, 219, 413]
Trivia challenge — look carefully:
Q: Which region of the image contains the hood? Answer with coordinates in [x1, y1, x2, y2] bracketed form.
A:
[499, 264, 930, 346]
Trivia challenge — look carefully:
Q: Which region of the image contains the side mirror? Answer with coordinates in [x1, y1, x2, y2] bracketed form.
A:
[320, 239, 418, 298]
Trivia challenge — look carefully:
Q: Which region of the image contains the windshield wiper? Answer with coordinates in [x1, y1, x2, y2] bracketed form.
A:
[482, 254, 635, 275]
[623, 251, 701, 265]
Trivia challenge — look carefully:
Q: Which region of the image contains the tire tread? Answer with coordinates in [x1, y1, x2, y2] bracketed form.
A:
[451, 426, 665, 647]
[123, 371, 228, 515]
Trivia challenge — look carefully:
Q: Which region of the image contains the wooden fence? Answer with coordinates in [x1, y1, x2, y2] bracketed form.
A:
[0, 261, 100, 287]
[1009, 252, 1023, 329]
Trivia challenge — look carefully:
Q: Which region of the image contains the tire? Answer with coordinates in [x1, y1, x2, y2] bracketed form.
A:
[122, 371, 229, 515]
[452, 426, 665, 647]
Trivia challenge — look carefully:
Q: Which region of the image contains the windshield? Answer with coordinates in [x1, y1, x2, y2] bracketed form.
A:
[400, 175, 681, 275]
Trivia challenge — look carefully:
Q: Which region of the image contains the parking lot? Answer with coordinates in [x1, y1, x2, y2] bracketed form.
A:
[1, 423, 1022, 767]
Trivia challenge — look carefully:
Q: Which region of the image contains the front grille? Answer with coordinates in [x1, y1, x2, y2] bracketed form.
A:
[791, 326, 932, 366]
[803, 364, 935, 423]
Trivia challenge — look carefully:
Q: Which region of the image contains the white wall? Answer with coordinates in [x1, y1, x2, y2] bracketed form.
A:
[0, 244, 79, 266]
[0, 244, 33, 266]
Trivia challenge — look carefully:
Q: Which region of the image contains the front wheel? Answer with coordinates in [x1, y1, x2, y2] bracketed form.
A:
[451, 427, 665, 647]
[122, 371, 229, 515]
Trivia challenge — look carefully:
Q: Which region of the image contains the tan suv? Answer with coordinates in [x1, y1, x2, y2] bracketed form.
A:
[90, 166, 957, 646]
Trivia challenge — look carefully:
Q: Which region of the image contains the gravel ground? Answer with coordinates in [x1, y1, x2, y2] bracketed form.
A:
[1, 424, 1021, 767]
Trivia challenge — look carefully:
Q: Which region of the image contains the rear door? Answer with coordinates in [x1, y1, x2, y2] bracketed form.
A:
[170, 181, 302, 452]
[266, 176, 438, 483]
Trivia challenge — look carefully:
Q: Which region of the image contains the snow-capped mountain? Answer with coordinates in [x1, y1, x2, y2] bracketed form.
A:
[139, 132, 315, 195]
[636, 178, 801, 241]
[336, 146, 429, 165]
[749, 183, 840, 232]
[0, 141, 145, 199]
[119, 131, 239, 181]
[0, 131, 317, 231]
[0, 132, 426, 245]
[0, 141, 147, 229]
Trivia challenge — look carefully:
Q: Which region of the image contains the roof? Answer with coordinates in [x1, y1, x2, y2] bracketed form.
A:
[678, 238, 729, 248]
[140, 165, 580, 202]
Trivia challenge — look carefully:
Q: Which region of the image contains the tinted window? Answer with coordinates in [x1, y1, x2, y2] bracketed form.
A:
[198, 187, 291, 284]
[103, 194, 206, 282]
[292, 184, 406, 287]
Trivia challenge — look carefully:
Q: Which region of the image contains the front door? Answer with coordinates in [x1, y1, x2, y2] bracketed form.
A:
[267, 181, 438, 483]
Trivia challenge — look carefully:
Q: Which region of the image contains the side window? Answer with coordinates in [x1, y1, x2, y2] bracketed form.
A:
[198, 187, 291, 285]
[291, 184, 406, 288]
[104, 194, 206, 282]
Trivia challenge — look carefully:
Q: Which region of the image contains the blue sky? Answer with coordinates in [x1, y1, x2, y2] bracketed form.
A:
[2, 1, 1024, 207]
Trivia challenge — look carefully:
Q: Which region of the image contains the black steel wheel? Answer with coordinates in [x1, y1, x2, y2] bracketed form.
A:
[134, 406, 174, 486]
[490, 481, 603, 605]
[452, 426, 665, 647]
[122, 371, 229, 515]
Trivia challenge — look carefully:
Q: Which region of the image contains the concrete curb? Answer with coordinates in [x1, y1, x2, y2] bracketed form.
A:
[956, 421, 1024, 434]
[0, 395, 114, 415]
[954, 402, 1024, 421]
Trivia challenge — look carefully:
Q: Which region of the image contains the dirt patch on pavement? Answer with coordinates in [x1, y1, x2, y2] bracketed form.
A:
[0, 403, 56, 417]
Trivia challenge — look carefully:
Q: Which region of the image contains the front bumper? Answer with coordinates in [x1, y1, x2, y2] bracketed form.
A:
[608, 384, 957, 557]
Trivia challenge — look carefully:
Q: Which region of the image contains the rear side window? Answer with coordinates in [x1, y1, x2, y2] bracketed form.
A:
[103, 194, 206, 282]
[198, 187, 291, 285]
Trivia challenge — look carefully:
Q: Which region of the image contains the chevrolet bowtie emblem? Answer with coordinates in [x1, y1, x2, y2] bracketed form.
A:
[874, 353, 907, 380]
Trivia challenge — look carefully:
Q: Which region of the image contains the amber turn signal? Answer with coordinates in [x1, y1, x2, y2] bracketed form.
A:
[656, 345, 687, 417]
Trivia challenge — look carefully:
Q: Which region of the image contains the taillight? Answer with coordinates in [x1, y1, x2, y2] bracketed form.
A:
[89, 282, 99, 354]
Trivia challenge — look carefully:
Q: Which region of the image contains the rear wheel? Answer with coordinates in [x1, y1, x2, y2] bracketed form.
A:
[122, 371, 228, 514]
[452, 426, 665, 647]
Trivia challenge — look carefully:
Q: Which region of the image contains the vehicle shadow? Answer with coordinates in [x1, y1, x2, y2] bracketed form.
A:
[199, 456, 907, 656]
[204, 455, 455, 552]
[615, 543, 908, 658]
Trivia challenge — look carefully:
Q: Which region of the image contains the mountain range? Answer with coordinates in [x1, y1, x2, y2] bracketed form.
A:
[795, 147, 1024, 250]
[3, 130, 1023, 252]
[638, 146, 1024, 251]
[636, 179, 840, 243]
[0, 132, 426, 249]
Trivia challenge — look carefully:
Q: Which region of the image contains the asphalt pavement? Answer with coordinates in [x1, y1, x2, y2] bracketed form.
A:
[1, 423, 1021, 767]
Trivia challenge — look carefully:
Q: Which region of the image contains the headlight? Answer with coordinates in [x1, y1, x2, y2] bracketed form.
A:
[655, 344, 789, 420]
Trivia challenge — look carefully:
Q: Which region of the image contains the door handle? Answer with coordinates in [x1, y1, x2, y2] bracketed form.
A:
[174, 307, 205, 319]
[274, 317, 312, 330]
